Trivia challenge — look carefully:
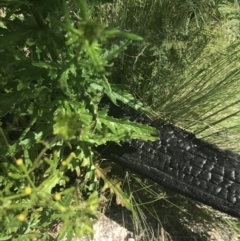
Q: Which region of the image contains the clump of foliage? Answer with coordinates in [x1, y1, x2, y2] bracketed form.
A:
[0, 1, 157, 240]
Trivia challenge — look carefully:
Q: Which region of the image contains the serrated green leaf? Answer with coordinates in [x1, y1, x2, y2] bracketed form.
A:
[101, 40, 131, 61]
[32, 61, 58, 70]
[111, 86, 152, 112]
[0, 93, 24, 117]
[97, 109, 158, 141]
[38, 171, 64, 194]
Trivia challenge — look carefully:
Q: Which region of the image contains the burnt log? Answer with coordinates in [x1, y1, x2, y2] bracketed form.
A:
[97, 100, 240, 218]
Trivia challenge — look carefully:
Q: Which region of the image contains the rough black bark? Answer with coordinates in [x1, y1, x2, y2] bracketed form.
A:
[97, 100, 240, 218]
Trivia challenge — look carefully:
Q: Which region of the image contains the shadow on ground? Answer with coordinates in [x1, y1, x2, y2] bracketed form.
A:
[103, 183, 238, 241]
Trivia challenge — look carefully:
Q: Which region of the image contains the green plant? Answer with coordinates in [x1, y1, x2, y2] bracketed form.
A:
[0, 1, 157, 240]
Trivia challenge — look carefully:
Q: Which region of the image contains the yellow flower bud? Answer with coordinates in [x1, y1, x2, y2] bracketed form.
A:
[16, 158, 23, 165]
[18, 214, 25, 221]
[25, 187, 32, 195]
[61, 161, 67, 166]
[54, 193, 61, 201]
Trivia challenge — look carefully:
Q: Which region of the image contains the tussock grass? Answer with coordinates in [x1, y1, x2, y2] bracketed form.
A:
[96, 1, 240, 240]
